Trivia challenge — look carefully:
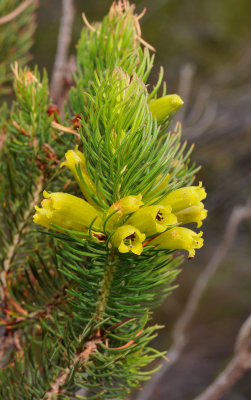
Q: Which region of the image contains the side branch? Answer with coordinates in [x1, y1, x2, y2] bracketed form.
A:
[40, 337, 101, 400]
[136, 198, 251, 400]
[0, 0, 38, 25]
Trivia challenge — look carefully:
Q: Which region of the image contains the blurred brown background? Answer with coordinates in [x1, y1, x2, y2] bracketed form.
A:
[33, 1, 251, 398]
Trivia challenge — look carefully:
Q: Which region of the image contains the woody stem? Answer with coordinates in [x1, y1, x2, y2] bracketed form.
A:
[94, 250, 117, 323]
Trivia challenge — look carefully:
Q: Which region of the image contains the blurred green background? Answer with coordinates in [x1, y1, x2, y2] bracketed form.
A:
[32, 1, 251, 399]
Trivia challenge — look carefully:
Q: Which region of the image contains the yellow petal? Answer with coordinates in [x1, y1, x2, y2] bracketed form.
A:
[105, 194, 144, 231]
[34, 192, 102, 232]
[127, 205, 177, 236]
[112, 225, 145, 255]
[148, 94, 184, 120]
[61, 148, 98, 206]
[150, 227, 203, 258]
[161, 182, 206, 213]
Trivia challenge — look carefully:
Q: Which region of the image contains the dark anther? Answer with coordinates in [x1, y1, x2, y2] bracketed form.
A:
[156, 211, 164, 221]
[126, 233, 136, 241]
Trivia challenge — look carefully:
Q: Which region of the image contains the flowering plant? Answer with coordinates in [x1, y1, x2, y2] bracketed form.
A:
[0, 2, 207, 399]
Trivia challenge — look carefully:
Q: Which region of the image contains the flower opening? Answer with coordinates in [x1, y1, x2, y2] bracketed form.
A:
[127, 204, 177, 236]
[112, 225, 145, 255]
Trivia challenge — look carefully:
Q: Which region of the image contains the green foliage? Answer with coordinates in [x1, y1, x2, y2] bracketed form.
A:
[0, 65, 74, 344]
[0, 2, 205, 399]
[0, 0, 37, 96]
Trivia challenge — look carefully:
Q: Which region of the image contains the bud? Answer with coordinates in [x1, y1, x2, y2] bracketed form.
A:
[161, 182, 206, 213]
[176, 202, 207, 228]
[127, 205, 177, 236]
[112, 225, 145, 255]
[33, 191, 102, 232]
[105, 195, 143, 231]
[47, 104, 60, 122]
[151, 227, 203, 258]
[148, 94, 184, 120]
[61, 147, 97, 206]
[72, 113, 82, 129]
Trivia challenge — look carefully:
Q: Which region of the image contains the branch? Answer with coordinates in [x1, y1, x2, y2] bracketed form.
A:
[136, 198, 251, 400]
[1, 285, 71, 331]
[50, 0, 75, 104]
[39, 337, 101, 400]
[176, 63, 196, 123]
[175, 63, 217, 139]
[194, 315, 251, 400]
[0, 0, 37, 25]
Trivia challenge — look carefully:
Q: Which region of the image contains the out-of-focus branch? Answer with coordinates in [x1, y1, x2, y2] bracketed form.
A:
[0, 0, 38, 25]
[175, 63, 217, 139]
[194, 315, 251, 400]
[136, 198, 251, 400]
[50, 0, 75, 105]
[176, 63, 196, 123]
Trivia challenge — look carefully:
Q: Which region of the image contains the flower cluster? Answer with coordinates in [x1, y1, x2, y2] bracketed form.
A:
[34, 144, 207, 258]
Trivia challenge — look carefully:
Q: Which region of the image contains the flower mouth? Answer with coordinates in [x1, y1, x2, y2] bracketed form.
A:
[127, 205, 177, 236]
[154, 207, 177, 231]
[112, 225, 145, 255]
[124, 233, 136, 248]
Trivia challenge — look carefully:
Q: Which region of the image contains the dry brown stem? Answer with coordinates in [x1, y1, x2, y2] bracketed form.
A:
[40, 338, 101, 399]
[194, 315, 251, 400]
[136, 198, 251, 400]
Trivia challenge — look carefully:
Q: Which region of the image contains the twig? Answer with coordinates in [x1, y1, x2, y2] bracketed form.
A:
[39, 338, 101, 400]
[194, 315, 251, 400]
[51, 120, 80, 137]
[50, 0, 74, 104]
[136, 198, 251, 400]
[82, 12, 97, 33]
[0, 0, 37, 25]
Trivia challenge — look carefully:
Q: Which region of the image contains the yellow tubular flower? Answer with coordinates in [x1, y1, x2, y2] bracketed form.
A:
[161, 182, 206, 213]
[150, 227, 204, 258]
[112, 225, 145, 255]
[60, 147, 97, 206]
[105, 194, 144, 231]
[148, 94, 184, 121]
[127, 205, 177, 236]
[176, 202, 208, 228]
[34, 191, 102, 232]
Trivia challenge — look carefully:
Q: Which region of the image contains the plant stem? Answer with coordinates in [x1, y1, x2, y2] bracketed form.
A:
[94, 251, 117, 323]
